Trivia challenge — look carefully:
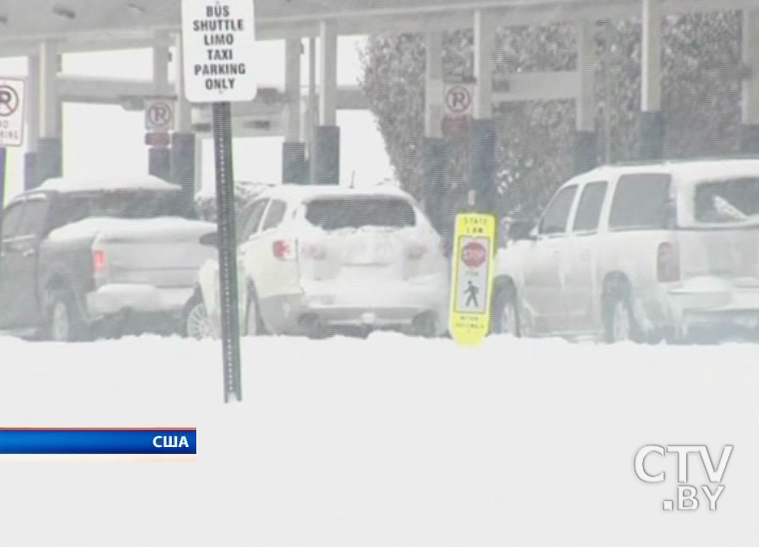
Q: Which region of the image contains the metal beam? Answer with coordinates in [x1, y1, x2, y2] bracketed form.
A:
[54, 75, 370, 110]
[493, 71, 580, 103]
[57, 74, 175, 104]
[1, 0, 756, 56]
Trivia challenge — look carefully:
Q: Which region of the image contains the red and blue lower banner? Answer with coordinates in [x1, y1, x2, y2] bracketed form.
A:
[0, 428, 196, 455]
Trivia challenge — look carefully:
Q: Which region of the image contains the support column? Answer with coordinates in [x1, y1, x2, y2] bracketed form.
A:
[575, 18, 598, 174]
[470, 11, 497, 217]
[305, 37, 317, 183]
[741, 8, 759, 154]
[423, 30, 448, 238]
[314, 21, 340, 185]
[170, 32, 196, 216]
[24, 55, 40, 191]
[639, 0, 665, 161]
[283, 38, 307, 184]
[149, 33, 171, 182]
[32, 41, 62, 189]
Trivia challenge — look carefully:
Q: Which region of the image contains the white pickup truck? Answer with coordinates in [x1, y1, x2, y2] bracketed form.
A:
[492, 158, 759, 343]
[0, 176, 217, 341]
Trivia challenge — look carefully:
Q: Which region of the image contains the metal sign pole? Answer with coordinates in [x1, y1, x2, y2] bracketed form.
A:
[181, 0, 257, 403]
[0, 146, 6, 247]
[212, 101, 242, 403]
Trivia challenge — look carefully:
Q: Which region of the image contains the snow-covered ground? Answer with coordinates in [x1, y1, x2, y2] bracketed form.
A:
[0, 333, 758, 546]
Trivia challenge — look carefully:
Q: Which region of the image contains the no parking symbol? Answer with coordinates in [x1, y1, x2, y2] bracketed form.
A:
[145, 100, 174, 131]
[444, 84, 473, 116]
[0, 78, 26, 147]
[0, 85, 19, 117]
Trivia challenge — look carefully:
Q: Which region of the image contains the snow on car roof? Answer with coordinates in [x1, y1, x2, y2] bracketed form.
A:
[576, 158, 759, 186]
[194, 180, 276, 199]
[40, 175, 181, 193]
[259, 183, 412, 202]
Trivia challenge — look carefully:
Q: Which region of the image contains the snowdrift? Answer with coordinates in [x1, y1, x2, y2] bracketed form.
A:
[0, 334, 757, 546]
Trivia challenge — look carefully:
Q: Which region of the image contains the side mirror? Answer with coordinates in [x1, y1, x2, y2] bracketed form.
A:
[199, 232, 218, 247]
[507, 220, 536, 241]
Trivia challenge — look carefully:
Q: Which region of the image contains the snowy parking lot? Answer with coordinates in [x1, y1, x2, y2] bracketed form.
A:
[1, 333, 758, 546]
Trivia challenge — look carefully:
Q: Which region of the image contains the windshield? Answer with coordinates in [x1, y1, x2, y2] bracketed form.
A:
[48, 190, 186, 230]
[693, 178, 759, 224]
[304, 197, 416, 231]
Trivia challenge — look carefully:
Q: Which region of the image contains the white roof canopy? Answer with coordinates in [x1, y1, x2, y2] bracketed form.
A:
[0, 0, 755, 56]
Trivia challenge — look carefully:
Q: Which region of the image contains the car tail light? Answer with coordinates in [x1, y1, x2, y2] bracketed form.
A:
[407, 244, 427, 260]
[299, 242, 327, 261]
[657, 242, 680, 282]
[93, 249, 106, 274]
[273, 240, 295, 260]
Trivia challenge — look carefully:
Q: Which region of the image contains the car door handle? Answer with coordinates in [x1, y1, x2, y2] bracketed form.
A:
[22, 249, 35, 257]
[580, 249, 590, 259]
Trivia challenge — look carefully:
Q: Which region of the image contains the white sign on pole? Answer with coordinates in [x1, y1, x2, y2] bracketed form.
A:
[443, 83, 473, 117]
[0, 78, 26, 147]
[180, 0, 258, 104]
[454, 235, 491, 314]
[145, 99, 175, 131]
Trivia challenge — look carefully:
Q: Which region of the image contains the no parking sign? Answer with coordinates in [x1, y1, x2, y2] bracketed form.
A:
[0, 78, 25, 148]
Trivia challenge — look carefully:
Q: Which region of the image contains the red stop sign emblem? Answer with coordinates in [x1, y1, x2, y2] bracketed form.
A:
[461, 241, 487, 268]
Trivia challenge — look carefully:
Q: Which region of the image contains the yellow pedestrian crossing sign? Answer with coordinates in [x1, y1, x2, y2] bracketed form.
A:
[449, 213, 496, 346]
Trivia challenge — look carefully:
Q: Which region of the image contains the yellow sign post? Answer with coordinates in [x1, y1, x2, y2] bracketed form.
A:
[448, 213, 496, 346]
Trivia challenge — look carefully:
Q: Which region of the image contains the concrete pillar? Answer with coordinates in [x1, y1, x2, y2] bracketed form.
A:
[469, 11, 497, 217]
[314, 21, 340, 185]
[169, 32, 196, 215]
[24, 55, 40, 191]
[148, 33, 171, 182]
[575, 18, 598, 174]
[741, 8, 759, 154]
[283, 39, 307, 184]
[31, 41, 62, 189]
[306, 37, 317, 183]
[423, 30, 448, 237]
[639, 0, 665, 161]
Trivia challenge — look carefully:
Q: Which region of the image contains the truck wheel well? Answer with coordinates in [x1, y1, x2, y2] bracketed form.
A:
[493, 275, 516, 295]
[45, 274, 73, 298]
[602, 272, 631, 301]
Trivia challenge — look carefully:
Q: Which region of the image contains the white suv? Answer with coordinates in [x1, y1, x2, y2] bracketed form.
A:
[184, 184, 449, 338]
[492, 158, 759, 343]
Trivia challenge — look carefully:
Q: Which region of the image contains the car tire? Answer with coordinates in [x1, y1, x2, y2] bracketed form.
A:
[45, 287, 88, 342]
[245, 289, 264, 336]
[182, 293, 212, 339]
[490, 284, 521, 337]
[411, 311, 438, 338]
[603, 291, 642, 343]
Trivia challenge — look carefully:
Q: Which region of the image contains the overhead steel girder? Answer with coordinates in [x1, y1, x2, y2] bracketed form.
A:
[56, 74, 369, 110]
[0, 0, 756, 57]
[55, 69, 577, 112]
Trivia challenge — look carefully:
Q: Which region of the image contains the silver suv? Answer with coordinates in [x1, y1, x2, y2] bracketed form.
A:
[492, 159, 759, 343]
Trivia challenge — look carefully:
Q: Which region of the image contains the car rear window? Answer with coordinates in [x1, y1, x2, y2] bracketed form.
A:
[609, 173, 673, 230]
[48, 189, 185, 231]
[305, 197, 416, 230]
[693, 177, 759, 224]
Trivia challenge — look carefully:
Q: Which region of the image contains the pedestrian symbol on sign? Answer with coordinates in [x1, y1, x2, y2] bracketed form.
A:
[464, 280, 479, 308]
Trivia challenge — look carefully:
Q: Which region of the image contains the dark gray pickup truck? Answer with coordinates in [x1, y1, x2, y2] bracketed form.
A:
[0, 176, 216, 341]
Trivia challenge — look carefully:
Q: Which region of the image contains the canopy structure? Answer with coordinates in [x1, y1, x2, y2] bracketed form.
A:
[0, 0, 754, 55]
[3, 0, 759, 220]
